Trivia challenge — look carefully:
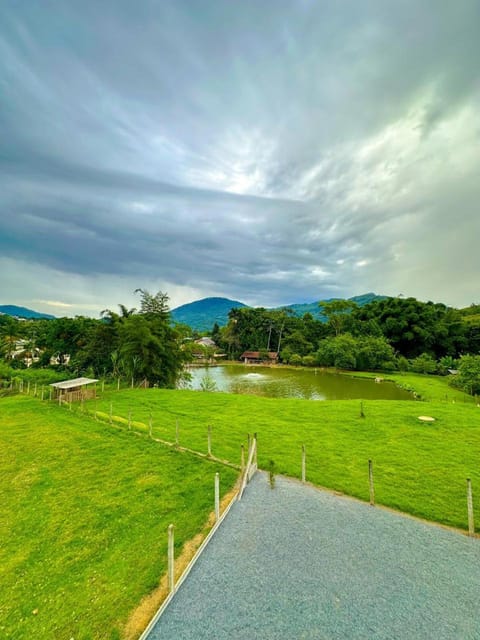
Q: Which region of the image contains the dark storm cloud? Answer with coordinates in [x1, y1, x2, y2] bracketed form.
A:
[1, 0, 479, 314]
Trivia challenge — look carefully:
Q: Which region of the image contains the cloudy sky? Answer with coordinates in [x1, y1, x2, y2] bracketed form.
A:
[1, 0, 479, 317]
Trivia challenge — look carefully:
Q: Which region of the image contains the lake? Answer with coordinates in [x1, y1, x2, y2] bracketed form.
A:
[184, 365, 413, 401]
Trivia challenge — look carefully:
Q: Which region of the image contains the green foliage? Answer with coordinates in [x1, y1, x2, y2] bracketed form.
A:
[268, 460, 276, 489]
[451, 355, 480, 395]
[410, 353, 438, 375]
[319, 299, 359, 336]
[289, 353, 303, 366]
[353, 297, 468, 359]
[199, 368, 217, 392]
[316, 334, 395, 371]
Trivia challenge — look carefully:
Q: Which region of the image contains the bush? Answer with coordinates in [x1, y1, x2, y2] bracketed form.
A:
[410, 353, 438, 375]
[450, 355, 480, 395]
[302, 355, 316, 367]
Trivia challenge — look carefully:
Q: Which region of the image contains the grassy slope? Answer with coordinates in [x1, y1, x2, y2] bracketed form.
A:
[0, 396, 237, 640]
[91, 375, 480, 531]
[348, 370, 472, 403]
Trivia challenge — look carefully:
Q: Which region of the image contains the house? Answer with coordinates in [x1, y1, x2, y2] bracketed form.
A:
[9, 339, 41, 367]
[50, 353, 71, 366]
[194, 337, 217, 348]
[50, 377, 98, 403]
[240, 351, 279, 365]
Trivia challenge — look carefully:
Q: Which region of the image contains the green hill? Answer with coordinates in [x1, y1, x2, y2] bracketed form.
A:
[172, 293, 387, 331]
[171, 297, 248, 331]
[0, 305, 55, 319]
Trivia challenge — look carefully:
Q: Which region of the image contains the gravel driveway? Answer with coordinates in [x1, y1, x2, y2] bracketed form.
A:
[146, 473, 480, 639]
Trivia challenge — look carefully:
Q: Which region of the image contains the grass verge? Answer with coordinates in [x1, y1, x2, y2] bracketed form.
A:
[0, 395, 237, 640]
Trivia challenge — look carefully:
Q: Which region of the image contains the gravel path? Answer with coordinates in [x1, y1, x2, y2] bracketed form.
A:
[146, 473, 480, 639]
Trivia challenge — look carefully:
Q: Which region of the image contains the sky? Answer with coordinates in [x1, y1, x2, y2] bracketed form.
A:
[1, 0, 479, 317]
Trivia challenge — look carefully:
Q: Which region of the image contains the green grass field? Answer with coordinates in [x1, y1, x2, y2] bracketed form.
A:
[0, 396, 237, 640]
[87, 373, 480, 531]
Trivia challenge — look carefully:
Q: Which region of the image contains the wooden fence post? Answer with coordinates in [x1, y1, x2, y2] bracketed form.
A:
[369, 459, 375, 505]
[215, 472, 220, 521]
[117, 378, 120, 391]
[467, 478, 475, 537]
[208, 425, 212, 457]
[302, 444, 306, 483]
[34, 383, 37, 397]
[168, 524, 175, 593]
[41, 386, 44, 401]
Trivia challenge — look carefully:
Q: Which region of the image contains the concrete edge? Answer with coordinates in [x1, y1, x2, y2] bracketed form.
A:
[138, 486, 241, 640]
[273, 471, 479, 539]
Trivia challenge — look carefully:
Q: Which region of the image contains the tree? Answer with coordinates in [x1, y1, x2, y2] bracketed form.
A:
[135, 289, 169, 318]
[117, 291, 187, 387]
[451, 355, 480, 395]
[320, 300, 358, 336]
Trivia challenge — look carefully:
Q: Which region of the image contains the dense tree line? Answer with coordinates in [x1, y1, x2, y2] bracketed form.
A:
[0, 290, 188, 387]
[1, 293, 480, 394]
[212, 296, 480, 379]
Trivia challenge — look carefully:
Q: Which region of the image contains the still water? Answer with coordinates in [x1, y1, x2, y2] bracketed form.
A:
[185, 365, 413, 401]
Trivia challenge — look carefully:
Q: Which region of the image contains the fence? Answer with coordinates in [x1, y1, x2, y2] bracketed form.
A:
[9, 380, 478, 535]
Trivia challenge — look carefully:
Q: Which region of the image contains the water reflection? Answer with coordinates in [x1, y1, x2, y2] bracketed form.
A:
[185, 365, 412, 401]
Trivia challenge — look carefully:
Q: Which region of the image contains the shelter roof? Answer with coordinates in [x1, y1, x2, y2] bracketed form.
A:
[50, 377, 98, 389]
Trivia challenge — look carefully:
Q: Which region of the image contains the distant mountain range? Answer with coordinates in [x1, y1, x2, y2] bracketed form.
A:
[171, 293, 387, 331]
[0, 305, 56, 320]
[0, 293, 386, 327]
[171, 297, 248, 330]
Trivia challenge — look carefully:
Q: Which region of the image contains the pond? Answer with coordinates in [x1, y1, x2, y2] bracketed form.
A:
[184, 365, 413, 401]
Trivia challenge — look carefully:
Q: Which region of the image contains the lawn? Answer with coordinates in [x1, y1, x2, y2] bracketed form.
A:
[0, 395, 238, 640]
[88, 375, 480, 531]
[349, 370, 473, 403]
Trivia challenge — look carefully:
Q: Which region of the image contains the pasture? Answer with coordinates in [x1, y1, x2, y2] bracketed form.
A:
[0, 395, 237, 640]
[90, 376, 480, 531]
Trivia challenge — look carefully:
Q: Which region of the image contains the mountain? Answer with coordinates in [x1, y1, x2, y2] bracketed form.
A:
[171, 297, 248, 331]
[281, 293, 388, 320]
[0, 305, 56, 320]
[171, 293, 387, 331]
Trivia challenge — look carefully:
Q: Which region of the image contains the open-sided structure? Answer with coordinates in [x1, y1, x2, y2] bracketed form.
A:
[50, 377, 98, 403]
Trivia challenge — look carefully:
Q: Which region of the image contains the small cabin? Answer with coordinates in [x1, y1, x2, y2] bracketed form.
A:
[240, 351, 279, 365]
[50, 377, 98, 403]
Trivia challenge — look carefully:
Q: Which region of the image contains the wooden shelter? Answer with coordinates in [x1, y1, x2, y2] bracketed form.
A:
[240, 351, 278, 365]
[50, 377, 98, 403]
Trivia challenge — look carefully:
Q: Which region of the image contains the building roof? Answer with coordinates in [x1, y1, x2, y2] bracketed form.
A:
[50, 377, 99, 389]
[195, 337, 217, 347]
[241, 351, 278, 359]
